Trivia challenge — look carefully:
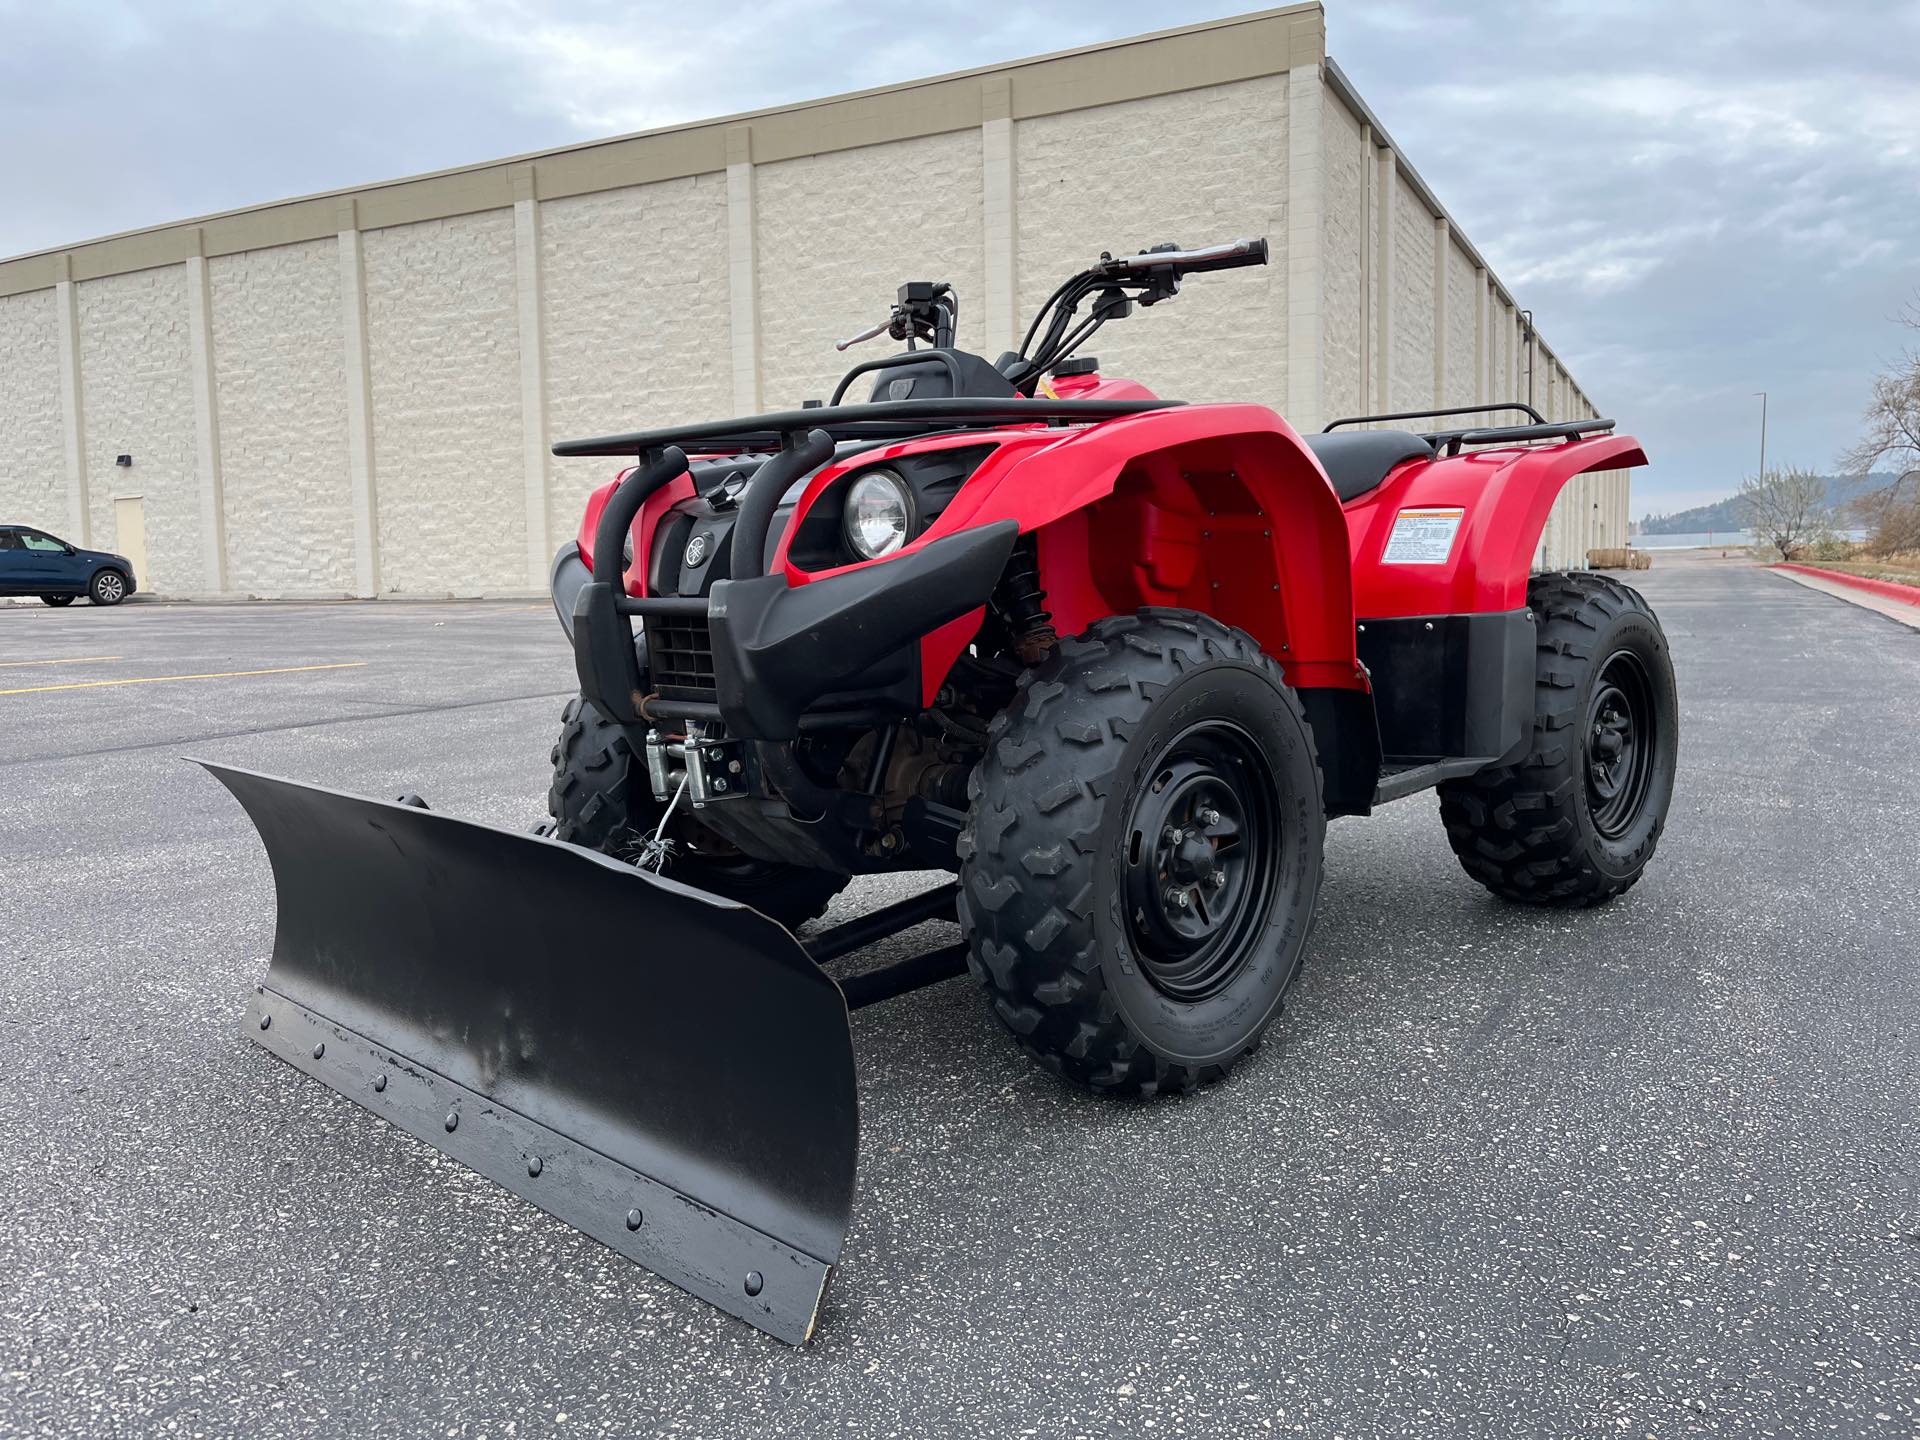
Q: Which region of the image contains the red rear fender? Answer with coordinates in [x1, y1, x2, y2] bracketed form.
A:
[1344, 435, 1648, 616]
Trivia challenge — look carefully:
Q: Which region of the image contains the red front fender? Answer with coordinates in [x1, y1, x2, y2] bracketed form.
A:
[576, 468, 698, 596]
[943, 404, 1364, 692]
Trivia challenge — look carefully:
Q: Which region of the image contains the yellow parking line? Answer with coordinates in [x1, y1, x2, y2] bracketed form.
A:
[0, 661, 364, 697]
[0, 654, 123, 670]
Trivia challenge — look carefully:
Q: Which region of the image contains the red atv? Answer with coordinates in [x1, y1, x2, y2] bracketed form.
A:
[207, 238, 1676, 1344]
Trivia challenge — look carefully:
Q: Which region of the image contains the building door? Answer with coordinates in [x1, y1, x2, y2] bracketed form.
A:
[113, 496, 148, 588]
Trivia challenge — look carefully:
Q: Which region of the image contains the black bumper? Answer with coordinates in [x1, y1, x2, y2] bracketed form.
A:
[571, 520, 1018, 740]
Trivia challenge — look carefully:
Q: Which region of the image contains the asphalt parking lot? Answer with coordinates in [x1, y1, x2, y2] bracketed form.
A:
[2, 556, 1916, 1438]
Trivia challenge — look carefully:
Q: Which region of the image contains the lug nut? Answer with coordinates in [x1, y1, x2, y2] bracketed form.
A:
[1166, 887, 1191, 910]
[1208, 869, 1228, 889]
[1163, 826, 1183, 846]
[1198, 807, 1221, 827]
[712, 778, 728, 792]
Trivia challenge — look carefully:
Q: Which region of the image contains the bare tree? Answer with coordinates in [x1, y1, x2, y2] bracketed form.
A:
[1739, 467, 1830, 561]
[1840, 291, 1920, 548]
[1840, 368, 1920, 481]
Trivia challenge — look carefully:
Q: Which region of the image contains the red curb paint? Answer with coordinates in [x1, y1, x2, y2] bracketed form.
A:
[1775, 563, 1920, 607]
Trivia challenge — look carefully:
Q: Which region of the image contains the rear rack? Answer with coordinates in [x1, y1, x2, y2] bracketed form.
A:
[553, 396, 1181, 460]
[1323, 403, 1616, 457]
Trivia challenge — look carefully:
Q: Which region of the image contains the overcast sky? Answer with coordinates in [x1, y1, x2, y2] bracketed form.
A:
[4, 0, 1917, 513]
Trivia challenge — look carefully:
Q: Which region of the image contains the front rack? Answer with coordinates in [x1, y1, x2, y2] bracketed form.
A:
[1323, 402, 1617, 457]
[552, 396, 1181, 460]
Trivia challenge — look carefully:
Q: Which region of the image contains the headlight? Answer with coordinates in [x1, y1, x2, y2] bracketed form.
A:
[842, 468, 915, 559]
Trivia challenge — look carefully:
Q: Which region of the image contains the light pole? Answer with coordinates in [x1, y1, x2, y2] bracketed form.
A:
[1754, 391, 1768, 482]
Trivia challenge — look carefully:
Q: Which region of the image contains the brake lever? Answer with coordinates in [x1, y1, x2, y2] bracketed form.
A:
[836, 319, 892, 352]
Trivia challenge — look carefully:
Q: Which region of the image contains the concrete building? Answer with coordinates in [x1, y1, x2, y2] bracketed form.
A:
[0, 4, 1626, 599]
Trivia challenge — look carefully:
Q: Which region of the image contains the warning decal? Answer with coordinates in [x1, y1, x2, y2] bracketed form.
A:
[1382, 507, 1465, 565]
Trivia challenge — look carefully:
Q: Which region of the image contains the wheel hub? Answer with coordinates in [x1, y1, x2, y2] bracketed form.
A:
[1585, 652, 1656, 839]
[1122, 724, 1279, 1002]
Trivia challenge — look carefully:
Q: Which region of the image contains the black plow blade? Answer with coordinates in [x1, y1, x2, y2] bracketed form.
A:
[200, 761, 857, 1345]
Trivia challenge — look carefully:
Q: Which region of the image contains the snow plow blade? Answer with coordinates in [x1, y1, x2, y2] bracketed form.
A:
[201, 761, 857, 1345]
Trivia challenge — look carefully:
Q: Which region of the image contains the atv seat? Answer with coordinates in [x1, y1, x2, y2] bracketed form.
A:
[1303, 430, 1434, 503]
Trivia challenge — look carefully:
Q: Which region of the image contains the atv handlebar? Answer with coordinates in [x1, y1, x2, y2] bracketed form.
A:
[1011, 236, 1269, 389]
[1095, 238, 1269, 279]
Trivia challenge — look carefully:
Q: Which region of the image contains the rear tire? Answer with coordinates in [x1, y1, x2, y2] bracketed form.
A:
[959, 610, 1325, 1097]
[88, 570, 128, 606]
[1438, 572, 1678, 906]
[40, 594, 75, 607]
[547, 697, 848, 930]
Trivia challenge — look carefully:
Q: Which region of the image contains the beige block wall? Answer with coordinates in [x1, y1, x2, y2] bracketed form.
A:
[208, 238, 355, 594]
[1386, 175, 1432, 414]
[1442, 243, 1476, 408]
[541, 174, 732, 543]
[0, 288, 64, 531]
[76, 266, 201, 593]
[1016, 77, 1288, 408]
[755, 130, 985, 410]
[1490, 298, 1510, 419]
[0, 10, 1625, 595]
[361, 212, 524, 594]
[1319, 91, 1367, 423]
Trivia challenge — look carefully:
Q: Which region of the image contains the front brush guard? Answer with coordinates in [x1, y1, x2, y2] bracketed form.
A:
[203, 761, 856, 1344]
[569, 432, 1019, 740]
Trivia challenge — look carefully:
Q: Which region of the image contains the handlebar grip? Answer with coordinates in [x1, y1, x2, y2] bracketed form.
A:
[1177, 237, 1269, 273]
[1105, 238, 1269, 278]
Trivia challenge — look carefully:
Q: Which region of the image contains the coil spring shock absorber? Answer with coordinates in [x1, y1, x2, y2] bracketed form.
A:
[993, 535, 1056, 665]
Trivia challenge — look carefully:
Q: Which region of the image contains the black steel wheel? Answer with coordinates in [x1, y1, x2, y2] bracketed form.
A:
[1439, 572, 1678, 906]
[1585, 649, 1657, 839]
[1122, 721, 1281, 1003]
[547, 697, 848, 930]
[959, 610, 1325, 1096]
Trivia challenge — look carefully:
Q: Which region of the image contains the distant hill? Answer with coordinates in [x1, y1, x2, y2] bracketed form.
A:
[1636, 473, 1896, 534]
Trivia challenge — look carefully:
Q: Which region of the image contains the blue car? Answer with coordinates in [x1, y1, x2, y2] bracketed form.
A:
[0, 525, 137, 606]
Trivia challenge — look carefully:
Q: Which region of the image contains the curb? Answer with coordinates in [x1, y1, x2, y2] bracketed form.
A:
[1774, 563, 1920, 607]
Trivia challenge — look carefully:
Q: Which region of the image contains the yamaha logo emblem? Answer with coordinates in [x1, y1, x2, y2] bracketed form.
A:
[684, 534, 711, 567]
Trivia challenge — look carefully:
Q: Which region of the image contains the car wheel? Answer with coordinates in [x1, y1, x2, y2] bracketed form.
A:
[41, 594, 76, 607]
[88, 570, 128, 606]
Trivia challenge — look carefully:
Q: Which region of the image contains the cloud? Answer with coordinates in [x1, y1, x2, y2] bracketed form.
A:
[1334, 0, 1920, 504]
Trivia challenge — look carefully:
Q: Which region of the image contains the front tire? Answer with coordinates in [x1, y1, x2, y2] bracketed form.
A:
[40, 594, 76, 607]
[1438, 572, 1678, 906]
[547, 697, 848, 930]
[88, 570, 128, 606]
[959, 611, 1326, 1097]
